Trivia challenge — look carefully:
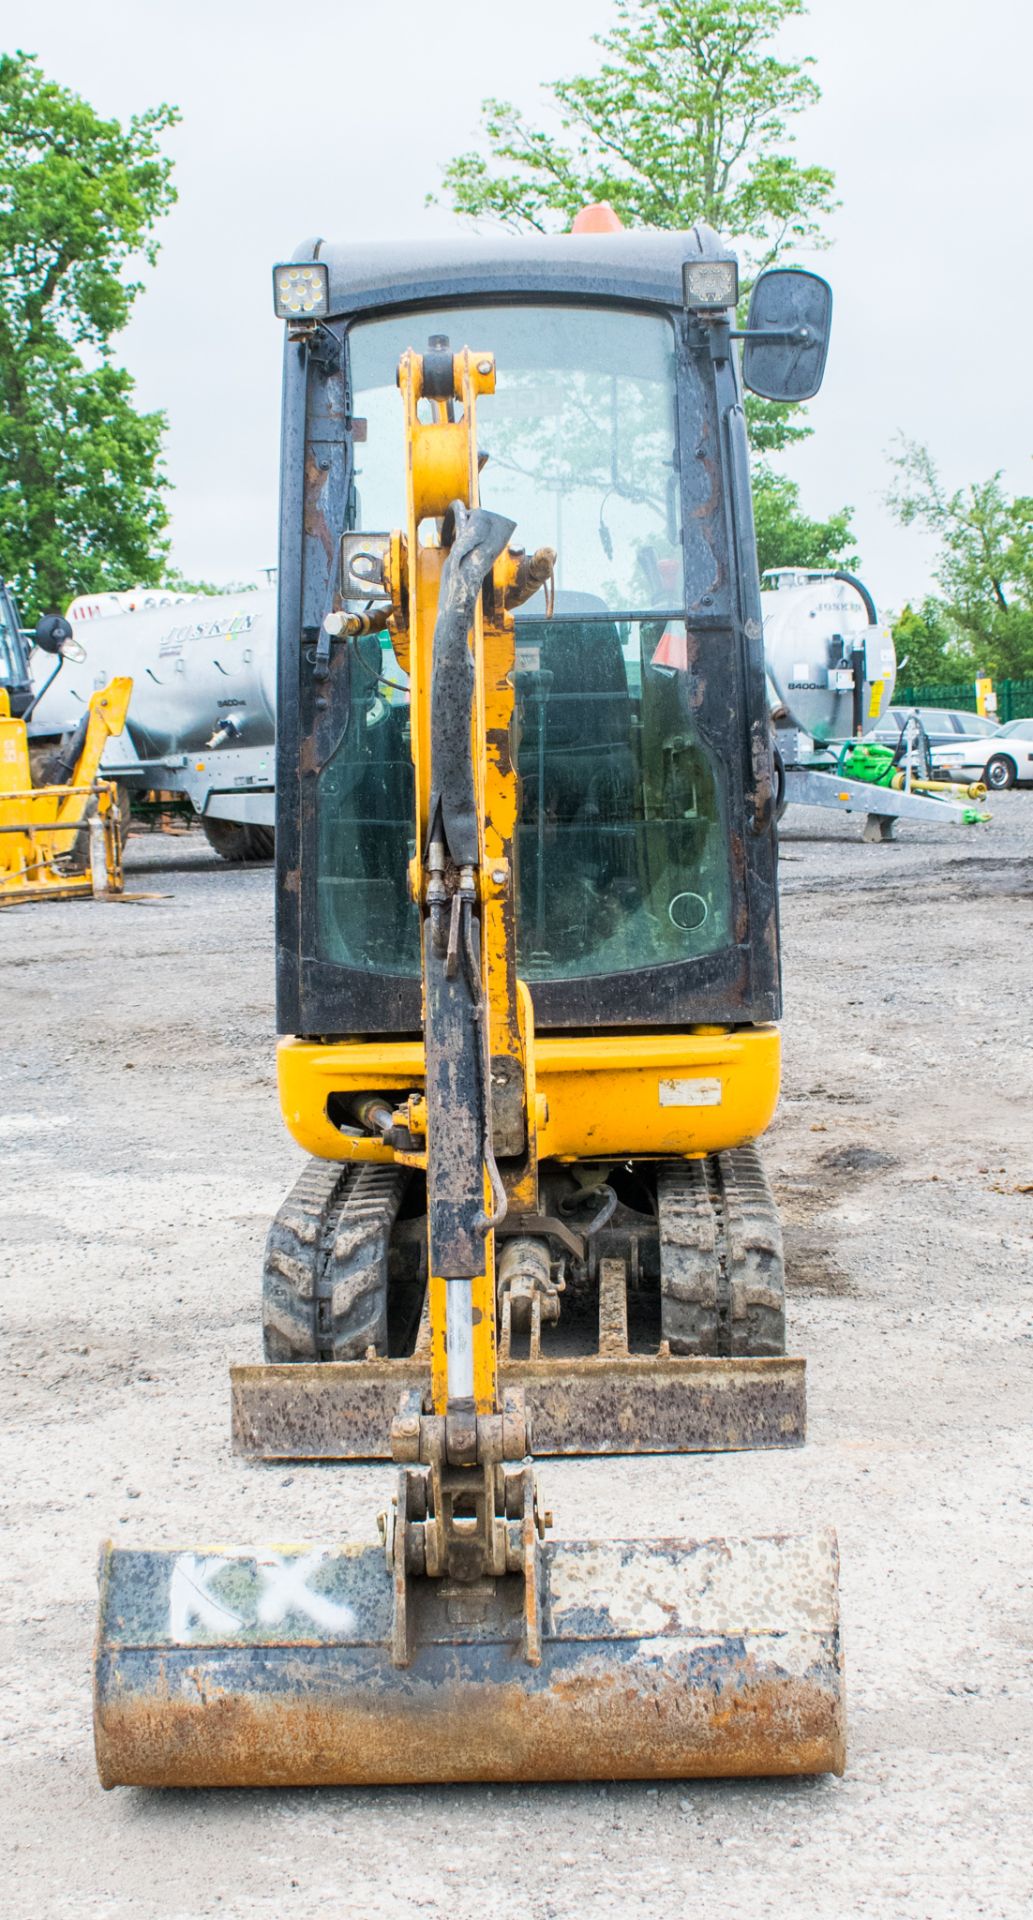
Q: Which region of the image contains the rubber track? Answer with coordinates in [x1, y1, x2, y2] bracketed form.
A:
[262, 1159, 408, 1362]
[658, 1146, 785, 1357]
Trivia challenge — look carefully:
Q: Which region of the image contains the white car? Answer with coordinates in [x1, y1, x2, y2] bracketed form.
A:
[935, 717, 1033, 790]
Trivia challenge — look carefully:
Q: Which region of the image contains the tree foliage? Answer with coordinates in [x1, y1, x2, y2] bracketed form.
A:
[435, 1, 851, 571]
[887, 439, 1033, 678]
[0, 53, 179, 621]
[752, 467, 856, 577]
[889, 598, 971, 687]
[435, 0, 836, 273]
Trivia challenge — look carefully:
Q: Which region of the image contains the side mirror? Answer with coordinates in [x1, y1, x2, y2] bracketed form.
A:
[742, 269, 832, 403]
[33, 613, 85, 662]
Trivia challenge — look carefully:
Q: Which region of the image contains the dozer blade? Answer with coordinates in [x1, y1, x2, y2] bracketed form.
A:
[94, 1529, 844, 1787]
[232, 1355, 806, 1459]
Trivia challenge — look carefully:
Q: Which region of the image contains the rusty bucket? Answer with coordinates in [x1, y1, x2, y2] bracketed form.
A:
[94, 1529, 844, 1787]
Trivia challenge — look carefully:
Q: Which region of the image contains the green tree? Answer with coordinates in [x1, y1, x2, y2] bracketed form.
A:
[751, 468, 856, 576]
[890, 598, 971, 687]
[436, 0, 836, 266]
[435, 0, 851, 564]
[887, 439, 1033, 678]
[0, 53, 179, 622]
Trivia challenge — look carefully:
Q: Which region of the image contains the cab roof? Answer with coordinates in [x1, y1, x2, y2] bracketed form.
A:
[299, 224, 728, 318]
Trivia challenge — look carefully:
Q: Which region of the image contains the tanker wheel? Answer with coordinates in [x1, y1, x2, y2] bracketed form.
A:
[114, 783, 135, 841]
[68, 783, 133, 871]
[201, 817, 275, 862]
[262, 1159, 409, 1361]
[29, 740, 59, 788]
[245, 824, 275, 859]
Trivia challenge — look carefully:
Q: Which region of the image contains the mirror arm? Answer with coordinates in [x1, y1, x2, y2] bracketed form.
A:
[693, 317, 814, 362]
[21, 654, 64, 723]
[730, 326, 816, 345]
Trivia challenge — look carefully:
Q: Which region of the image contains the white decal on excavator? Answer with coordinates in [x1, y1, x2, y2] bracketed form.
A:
[168, 1548, 357, 1641]
[254, 1550, 358, 1632]
[168, 1555, 244, 1639]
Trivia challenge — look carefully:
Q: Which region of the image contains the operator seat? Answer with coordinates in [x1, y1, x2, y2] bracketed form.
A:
[515, 590, 634, 828]
[515, 591, 640, 962]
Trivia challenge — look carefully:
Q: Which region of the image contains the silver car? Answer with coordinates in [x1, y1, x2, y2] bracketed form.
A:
[935, 718, 1033, 790]
[868, 706, 1001, 750]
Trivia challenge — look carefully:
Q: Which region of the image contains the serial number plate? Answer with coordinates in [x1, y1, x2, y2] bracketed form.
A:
[659, 1078, 723, 1107]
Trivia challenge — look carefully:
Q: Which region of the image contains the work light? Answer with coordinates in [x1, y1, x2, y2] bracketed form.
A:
[273, 262, 329, 319]
[682, 259, 739, 311]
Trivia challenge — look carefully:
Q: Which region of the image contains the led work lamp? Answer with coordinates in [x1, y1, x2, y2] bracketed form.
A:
[273, 263, 329, 319]
[682, 260, 739, 311]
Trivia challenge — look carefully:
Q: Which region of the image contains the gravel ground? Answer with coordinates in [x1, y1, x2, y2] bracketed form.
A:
[2, 798, 1031, 1919]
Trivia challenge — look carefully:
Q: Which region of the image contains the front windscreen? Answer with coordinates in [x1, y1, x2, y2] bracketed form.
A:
[314, 304, 735, 986]
[348, 303, 683, 612]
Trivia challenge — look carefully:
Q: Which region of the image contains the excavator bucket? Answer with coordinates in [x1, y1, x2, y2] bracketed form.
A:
[94, 1529, 844, 1787]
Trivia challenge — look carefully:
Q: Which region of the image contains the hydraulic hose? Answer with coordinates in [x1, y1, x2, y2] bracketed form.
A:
[831, 570, 878, 628]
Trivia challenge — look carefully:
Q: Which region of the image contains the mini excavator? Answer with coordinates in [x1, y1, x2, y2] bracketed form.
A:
[94, 220, 845, 1786]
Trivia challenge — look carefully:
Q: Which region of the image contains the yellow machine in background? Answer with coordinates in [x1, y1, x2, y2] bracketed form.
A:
[0, 635, 132, 905]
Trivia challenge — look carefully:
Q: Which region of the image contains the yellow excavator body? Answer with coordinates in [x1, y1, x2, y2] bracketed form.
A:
[276, 1025, 781, 1164]
[0, 676, 132, 904]
[94, 230, 846, 1787]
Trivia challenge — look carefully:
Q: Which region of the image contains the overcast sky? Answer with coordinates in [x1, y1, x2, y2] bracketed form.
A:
[12, 0, 1032, 614]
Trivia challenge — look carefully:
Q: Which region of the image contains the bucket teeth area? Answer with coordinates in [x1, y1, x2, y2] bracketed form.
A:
[94, 1531, 844, 1787]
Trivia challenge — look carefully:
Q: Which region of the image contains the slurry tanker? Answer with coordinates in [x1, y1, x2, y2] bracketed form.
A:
[28, 586, 277, 859]
[27, 569, 974, 857]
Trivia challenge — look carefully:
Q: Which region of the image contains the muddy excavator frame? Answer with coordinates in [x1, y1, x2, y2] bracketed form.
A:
[0, 655, 131, 906]
[94, 227, 845, 1787]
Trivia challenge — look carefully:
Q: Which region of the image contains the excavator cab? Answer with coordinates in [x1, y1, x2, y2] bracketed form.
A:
[0, 579, 35, 720]
[94, 228, 844, 1787]
[279, 261, 787, 1039]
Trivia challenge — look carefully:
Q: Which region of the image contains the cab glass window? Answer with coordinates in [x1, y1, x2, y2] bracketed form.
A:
[348, 303, 684, 612]
[314, 305, 736, 985]
[315, 618, 734, 983]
